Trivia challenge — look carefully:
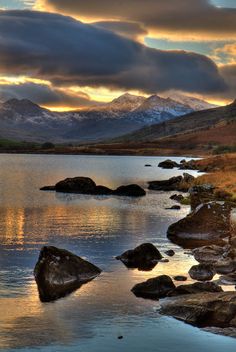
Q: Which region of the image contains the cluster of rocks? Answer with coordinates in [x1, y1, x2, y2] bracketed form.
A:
[41, 176, 146, 197]
[148, 173, 195, 192]
[158, 159, 199, 170]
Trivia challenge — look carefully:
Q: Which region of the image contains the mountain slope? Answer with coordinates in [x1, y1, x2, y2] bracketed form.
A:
[116, 99, 236, 143]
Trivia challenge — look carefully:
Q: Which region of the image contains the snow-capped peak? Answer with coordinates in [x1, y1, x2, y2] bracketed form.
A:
[165, 92, 217, 110]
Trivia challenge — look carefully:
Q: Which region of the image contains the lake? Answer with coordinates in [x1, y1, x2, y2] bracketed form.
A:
[0, 154, 235, 352]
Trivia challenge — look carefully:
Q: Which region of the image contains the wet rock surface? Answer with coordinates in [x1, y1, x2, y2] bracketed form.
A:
[41, 177, 146, 197]
[148, 173, 194, 193]
[167, 202, 231, 248]
[192, 245, 225, 264]
[189, 263, 215, 281]
[34, 246, 101, 302]
[160, 292, 236, 331]
[131, 275, 175, 299]
[116, 243, 162, 271]
[168, 282, 223, 296]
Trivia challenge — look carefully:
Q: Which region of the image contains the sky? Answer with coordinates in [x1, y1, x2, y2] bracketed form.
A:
[0, 0, 235, 110]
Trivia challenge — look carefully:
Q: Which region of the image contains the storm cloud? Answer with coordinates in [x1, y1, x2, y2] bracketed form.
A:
[37, 0, 236, 39]
[0, 10, 228, 96]
[0, 82, 96, 107]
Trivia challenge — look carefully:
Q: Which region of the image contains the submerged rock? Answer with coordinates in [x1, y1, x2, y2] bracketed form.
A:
[131, 275, 175, 299]
[165, 250, 175, 257]
[189, 263, 215, 281]
[170, 194, 184, 203]
[34, 246, 101, 302]
[158, 159, 180, 169]
[173, 275, 187, 282]
[167, 202, 231, 248]
[168, 282, 223, 296]
[40, 185, 56, 191]
[160, 291, 236, 331]
[41, 177, 146, 198]
[116, 243, 162, 271]
[165, 205, 181, 210]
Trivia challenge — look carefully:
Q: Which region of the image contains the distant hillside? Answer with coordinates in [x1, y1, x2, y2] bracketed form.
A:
[116, 99, 236, 143]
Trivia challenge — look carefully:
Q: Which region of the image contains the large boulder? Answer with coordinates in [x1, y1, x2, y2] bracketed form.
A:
[34, 246, 101, 302]
[116, 243, 162, 271]
[189, 263, 215, 281]
[168, 282, 223, 297]
[160, 292, 236, 332]
[55, 177, 97, 194]
[158, 159, 180, 169]
[131, 275, 175, 299]
[113, 184, 146, 197]
[167, 202, 231, 248]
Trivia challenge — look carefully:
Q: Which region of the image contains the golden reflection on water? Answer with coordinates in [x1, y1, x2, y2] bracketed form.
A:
[1, 207, 25, 246]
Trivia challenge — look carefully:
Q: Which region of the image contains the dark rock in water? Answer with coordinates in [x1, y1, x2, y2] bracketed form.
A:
[148, 176, 183, 191]
[34, 246, 101, 302]
[160, 291, 236, 330]
[158, 159, 180, 169]
[170, 194, 184, 203]
[167, 202, 231, 248]
[116, 243, 162, 271]
[173, 275, 187, 281]
[40, 186, 56, 191]
[180, 159, 186, 164]
[113, 184, 146, 197]
[145, 164, 152, 167]
[160, 258, 169, 263]
[189, 184, 215, 210]
[165, 250, 175, 257]
[218, 273, 236, 285]
[55, 177, 97, 194]
[149, 173, 194, 193]
[165, 205, 181, 210]
[168, 281, 223, 296]
[41, 177, 146, 198]
[193, 245, 225, 264]
[189, 263, 215, 281]
[93, 185, 113, 195]
[214, 258, 236, 275]
[131, 275, 175, 299]
[179, 159, 199, 170]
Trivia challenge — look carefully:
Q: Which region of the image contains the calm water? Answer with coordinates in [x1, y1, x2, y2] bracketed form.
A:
[0, 154, 235, 352]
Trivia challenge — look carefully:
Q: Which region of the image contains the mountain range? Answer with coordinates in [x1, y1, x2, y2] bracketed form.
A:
[116, 99, 236, 143]
[0, 93, 216, 143]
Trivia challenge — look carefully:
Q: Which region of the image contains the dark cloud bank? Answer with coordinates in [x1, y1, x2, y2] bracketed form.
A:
[0, 10, 233, 102]
[41, 0, 236, 37]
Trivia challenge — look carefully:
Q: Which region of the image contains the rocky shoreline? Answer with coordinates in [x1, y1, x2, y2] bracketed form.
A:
[34, 155, 236, 337]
